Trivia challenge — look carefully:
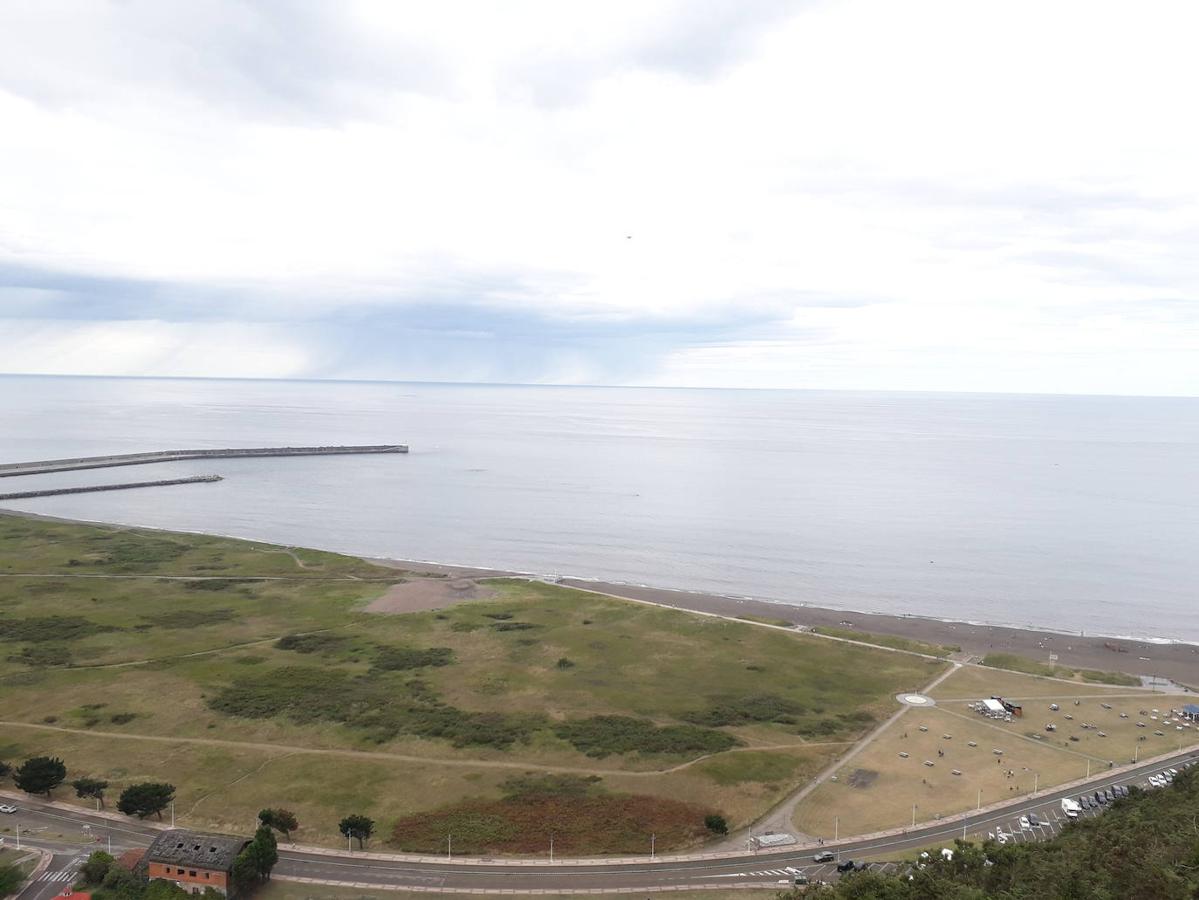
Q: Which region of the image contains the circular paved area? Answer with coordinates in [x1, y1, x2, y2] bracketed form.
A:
[897, 692, 936, 707]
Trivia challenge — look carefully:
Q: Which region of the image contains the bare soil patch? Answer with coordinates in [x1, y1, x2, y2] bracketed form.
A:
[846, 768, 879, 789]
[367, 578, 496, 614]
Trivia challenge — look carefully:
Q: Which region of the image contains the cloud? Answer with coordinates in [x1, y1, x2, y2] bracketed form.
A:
[0, 0, 1197, 394]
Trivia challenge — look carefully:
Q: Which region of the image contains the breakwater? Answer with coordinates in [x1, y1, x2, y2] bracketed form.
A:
[0, 475, 222, 501]
[0, 445, 408, 478]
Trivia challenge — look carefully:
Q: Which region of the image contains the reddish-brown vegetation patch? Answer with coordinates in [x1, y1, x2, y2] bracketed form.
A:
[390, 792, 717, 855]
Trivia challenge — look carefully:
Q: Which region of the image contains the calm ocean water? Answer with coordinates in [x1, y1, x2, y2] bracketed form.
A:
[1, 375, 1196, 641]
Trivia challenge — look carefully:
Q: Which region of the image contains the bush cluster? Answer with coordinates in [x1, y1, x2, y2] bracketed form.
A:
[553, 716, 738, 758]
[373, 646, 455, 670]
[682, 693, 806, 727]
[0, 615, 116, 643]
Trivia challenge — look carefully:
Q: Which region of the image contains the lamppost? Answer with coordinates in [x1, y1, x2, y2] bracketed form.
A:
[650, 833, 656, 860]
[447, 833, 452, 860]
[912, 804, 917, 827]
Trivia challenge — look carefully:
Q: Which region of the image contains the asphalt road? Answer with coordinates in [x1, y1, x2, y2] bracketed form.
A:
[6, 747, 1198, 895]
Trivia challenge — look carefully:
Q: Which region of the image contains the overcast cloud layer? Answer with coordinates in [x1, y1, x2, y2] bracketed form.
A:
[1, 0, 1197, 394]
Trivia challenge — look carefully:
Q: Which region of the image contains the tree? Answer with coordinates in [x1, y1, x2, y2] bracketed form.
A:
[258, 807, 299, 841]
[100, 863, 142, 898]
[249, 826, 278, 879]
[117, 782, 175, 819]
[80, 850, 115, 885]
[704, 814, 728, 835]
[73, 777, 110, 807]
[0, 760, 11, 778]
[230, 847, 258, 893]
[14, 756, 67, 797]
[339, 814, 375, 849]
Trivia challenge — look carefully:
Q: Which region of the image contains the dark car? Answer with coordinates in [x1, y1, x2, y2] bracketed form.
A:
[814, 851, 835, 863]
[1117, 785, 1130, 797]
[1103, 789, 1115, 802]
[1028, 813, 1044, 827]
[1095, 791, 1107, 804]
[837, 860, 857, 873]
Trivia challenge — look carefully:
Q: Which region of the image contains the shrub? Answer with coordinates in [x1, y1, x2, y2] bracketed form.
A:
[144, 608, 237, 628]
[704, 814, 728, 834]
[208, 666, 542, 749]
[553, 716, 738, 758]
[682, 694, 806, 727]
[0, 616, 116, 643]
[491, 622, 538, 632]
[556, 657, 575, 669]
[274, 633, 348, 653]
[373, 646, 455, 670]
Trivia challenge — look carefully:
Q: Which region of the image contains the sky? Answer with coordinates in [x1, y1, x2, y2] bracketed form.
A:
[1, 0, 1197, 395]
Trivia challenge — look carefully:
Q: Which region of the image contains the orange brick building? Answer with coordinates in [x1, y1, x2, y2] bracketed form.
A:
[143, 829, 249, 896]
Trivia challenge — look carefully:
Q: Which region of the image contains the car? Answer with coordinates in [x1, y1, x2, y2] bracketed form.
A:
[996, 832, 1010, 844]
[792, 874, 809, 885]
[1095, 792, 1107, 804]
[1028, 813, 1044, 827]
[0, 804, 17, 814]
[1078, 796, 1091, 809]
[1018, 816, 1031, 830]
[1117, 785, 1130, 797]
[836, 859, 857, 873]
[814, 851, 835, 863]
[1168, 768, 1179, 777]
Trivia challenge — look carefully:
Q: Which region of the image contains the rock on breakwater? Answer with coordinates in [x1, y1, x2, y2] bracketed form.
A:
[0, 445, 408, 477]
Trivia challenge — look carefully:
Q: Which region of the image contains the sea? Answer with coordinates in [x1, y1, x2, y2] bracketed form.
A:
[1, 375, 1196, 642]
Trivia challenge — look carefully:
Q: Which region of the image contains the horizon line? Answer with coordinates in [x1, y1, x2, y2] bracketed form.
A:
[0, 371, 1196, 401]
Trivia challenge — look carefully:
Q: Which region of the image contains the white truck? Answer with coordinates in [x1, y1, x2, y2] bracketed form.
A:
[1061, 798, 1081, 818]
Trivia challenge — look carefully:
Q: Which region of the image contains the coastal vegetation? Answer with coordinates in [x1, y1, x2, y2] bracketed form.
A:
[812, 626, 960, 658]
[981, 652, 1141, 686]
[0, 512, 936, 849]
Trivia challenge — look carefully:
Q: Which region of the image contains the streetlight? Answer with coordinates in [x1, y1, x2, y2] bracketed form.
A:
[1033, 773, 1039, 793]
[650, 833, 656, 860]
[549, 833, 554, 864]
[834, 816, 839, 842]
[447, 833, 452, 861]
[976, 788, 982, 810]
[912, 804, 917, 827]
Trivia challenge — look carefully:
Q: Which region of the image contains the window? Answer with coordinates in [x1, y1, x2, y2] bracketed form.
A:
[177, 868, 185, 874]
[189, 870, 197, 877]
[203, 873, 210, 879]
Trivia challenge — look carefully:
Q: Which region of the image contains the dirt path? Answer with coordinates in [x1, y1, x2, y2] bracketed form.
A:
[0, 720, 849, 779]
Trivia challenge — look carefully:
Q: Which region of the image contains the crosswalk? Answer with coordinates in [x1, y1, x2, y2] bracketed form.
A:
[41, 870, 78, 883]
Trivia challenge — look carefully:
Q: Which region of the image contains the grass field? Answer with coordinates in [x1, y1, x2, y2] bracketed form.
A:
[810, 627, 959, 658]
[0, 512, 940, 851]
[793, 665, 1195, 838]
[979, 653, 1142, 686]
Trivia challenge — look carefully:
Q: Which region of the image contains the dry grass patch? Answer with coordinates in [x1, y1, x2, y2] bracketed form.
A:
[929, 665, 1143, 701]
[792, 707, 1097, 838]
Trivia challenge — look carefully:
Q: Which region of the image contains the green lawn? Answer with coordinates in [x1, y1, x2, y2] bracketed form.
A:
[811, 626, 959, 658]
[980, 653, 1141, 686]
[0, 511, 943, 851]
